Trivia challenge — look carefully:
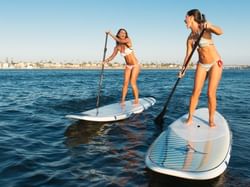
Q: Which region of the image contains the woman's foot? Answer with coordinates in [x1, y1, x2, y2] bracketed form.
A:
[120, 100, 125, 106]
[133, 99, 139, 105]
[185, 117, 193, 125]
[209, 122, 216, 128]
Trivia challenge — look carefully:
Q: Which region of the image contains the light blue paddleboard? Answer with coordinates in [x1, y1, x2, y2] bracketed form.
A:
[145, 108, 232, 180]
[66, 97, 156, 122]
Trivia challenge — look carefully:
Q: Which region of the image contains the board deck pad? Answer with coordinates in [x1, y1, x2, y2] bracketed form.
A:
[66, 97, 156, 122]
[145, 108, 232, 180]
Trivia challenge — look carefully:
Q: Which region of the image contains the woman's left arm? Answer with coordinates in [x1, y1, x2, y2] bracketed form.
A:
[205, 22, 223, 35]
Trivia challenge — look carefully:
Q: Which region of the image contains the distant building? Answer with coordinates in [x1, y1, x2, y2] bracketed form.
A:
[1, 62, 9, 68]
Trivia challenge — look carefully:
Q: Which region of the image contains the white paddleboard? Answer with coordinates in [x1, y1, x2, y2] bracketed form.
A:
[66, 97, 156, 122]
[146, 108, 232, 180]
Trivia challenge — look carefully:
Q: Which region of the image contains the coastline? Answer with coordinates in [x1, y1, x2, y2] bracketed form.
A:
[1, 61, 249, 70]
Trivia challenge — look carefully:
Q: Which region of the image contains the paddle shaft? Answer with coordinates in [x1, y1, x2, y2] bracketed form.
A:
[96, 33, 108, 110]
[155, 28, 206, 125]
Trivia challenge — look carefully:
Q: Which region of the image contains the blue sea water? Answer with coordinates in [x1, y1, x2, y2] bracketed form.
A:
[0, 69, 249, 186]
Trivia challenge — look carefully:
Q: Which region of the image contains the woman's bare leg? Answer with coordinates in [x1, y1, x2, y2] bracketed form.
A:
[130, 64, 140, 104]
[207, 62, 223, 127]
[186, 64, 207, 125]
[121, 67, 132, 104]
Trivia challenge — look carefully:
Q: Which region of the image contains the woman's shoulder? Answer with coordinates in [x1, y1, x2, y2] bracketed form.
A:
[187, 33, 195, 40]
[203, 30, 212, 39]
[187, 34, 194, 43]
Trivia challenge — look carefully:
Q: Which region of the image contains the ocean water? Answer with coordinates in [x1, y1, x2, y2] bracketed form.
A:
[0, 69, 249, 187]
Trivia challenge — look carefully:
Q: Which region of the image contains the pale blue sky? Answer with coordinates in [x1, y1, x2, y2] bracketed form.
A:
[0, 0, 249, 64]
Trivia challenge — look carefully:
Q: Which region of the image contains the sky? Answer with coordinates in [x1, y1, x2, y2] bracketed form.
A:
[0, 0, 250, 65]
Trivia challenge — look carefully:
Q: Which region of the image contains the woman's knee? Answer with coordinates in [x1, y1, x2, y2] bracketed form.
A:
[123, 80, 130, 86]
[207, 90, 216, 100]
[130, 77, 137, 87]
[130, 82, 138, 89]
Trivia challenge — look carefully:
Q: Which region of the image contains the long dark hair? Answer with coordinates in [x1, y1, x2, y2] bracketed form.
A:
[116, 28, 129, 46]
[187, 9, 206, 24]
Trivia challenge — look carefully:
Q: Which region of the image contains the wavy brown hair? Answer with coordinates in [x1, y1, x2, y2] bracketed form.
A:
[187, 9, 206, 24]
[116, 28, 129, 46]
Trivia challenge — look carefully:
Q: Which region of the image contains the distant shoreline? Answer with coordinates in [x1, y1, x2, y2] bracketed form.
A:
[1, 61, 249, 70]
[1, 67, 249, 70]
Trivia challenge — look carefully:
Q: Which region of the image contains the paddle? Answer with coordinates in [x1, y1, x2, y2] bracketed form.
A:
[96, 33, 108, 114]
[155, 28, 206, 126]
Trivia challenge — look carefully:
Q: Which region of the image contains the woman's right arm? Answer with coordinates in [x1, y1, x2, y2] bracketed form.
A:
[103, 46, 119, 63]
[204, 22, 223, 35]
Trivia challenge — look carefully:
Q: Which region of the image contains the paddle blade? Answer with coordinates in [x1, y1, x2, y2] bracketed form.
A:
[154, 113, 164, 125]
[154, 79, 181, 126]
[154, 106, 167, 127]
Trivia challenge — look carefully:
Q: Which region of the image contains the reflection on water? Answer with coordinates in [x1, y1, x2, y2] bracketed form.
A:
[64, 120, 108, 146]
[64, 113, 155, 186]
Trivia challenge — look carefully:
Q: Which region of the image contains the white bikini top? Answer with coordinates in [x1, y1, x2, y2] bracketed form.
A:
[190, 33, 214, 48]
[120, 47, 133, 56]
[198, 37, 214, 48]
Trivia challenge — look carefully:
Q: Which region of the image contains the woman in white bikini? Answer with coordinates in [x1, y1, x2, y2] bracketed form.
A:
[103, 28, 140, 105]
[179, 9, 223, 127]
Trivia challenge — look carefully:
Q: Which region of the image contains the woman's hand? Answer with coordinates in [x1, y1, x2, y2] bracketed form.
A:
[106, 30, 119, 42]
[203, 21, 212, 29]
[178, 71, 185, 78]
[102, 58, 110, 65]
[106, 30, 112, 36]
[178, 67, 186, 78]
[102, 60, 107, 64]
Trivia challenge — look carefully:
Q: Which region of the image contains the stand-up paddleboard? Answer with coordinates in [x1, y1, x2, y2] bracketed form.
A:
[146, 108, 232, 180]
[66, 97, 156, 122]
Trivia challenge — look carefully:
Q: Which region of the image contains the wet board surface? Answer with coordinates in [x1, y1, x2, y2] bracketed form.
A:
[66, 97, 156, 122]
[145, 108, 232, 180]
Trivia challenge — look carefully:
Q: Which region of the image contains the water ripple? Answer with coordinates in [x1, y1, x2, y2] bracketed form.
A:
[0, 69, 250, 186]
